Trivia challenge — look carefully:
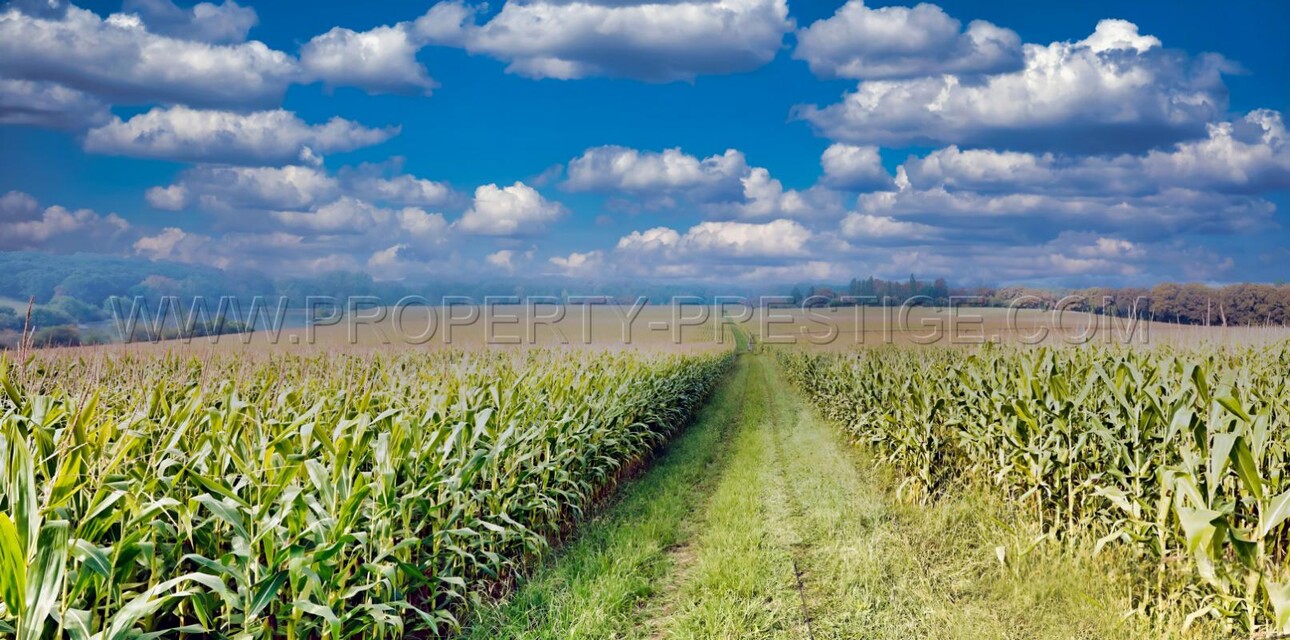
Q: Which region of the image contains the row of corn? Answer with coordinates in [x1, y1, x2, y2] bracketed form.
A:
[778, 343, 1290, 635]
[0, 348, 732, 638]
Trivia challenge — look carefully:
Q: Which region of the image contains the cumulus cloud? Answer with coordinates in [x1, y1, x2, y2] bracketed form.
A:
[272, 196, 393, 234]
[548, 250, 605, 274]
[150, 165, 341, 211]
[839, 212, 937, 242]
[0, 190, 131, 252]
[617, 219, 813, 259]
[133, 193, 452, 273]
[0, 4, 297, 108]
[0, 78, 109, 128]
[552, 218, 829, 280]
[456, 182, 567, 235]
[856, 170, 1274, 241]
[794, 0, 1022, 79]
[84, 106, 398, 165]
[301, 23, 438, 95]
[145, 184, 189, 211]
[486, 249, 517, 272]
[796, 19, 1234, 152]
[819, 143, 893, 190]
[731, 169, 845, 219]
[564, 145, 843, 218]
[339, 160, 464, 208]
[133, 227, 323, 270]
[902, 110, 1290, 196]
[564, 146, 747, 200]
[146, 161, 467, 242]
[122, 0, 258, 44]
[414, 0, 793, 82]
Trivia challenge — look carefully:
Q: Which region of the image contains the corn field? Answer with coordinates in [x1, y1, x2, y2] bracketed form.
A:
[0, 348, 732, 638]
[779, 342, 1290, 635]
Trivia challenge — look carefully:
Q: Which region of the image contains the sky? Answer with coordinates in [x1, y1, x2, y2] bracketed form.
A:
[1, 0, 1288, 287]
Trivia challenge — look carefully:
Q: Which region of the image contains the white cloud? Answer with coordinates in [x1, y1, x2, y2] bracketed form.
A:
[366, 244, 412, 279]
[150, 165, 340, 211]
[0, 190, 41, 221]
[122, 0, 258, 44]
[0, 4, 297, 107]
[133, 226, 189, 259]
[549, 250, 605, 274]
[1078, 18, 1160, 54]
[839, 212, 937, 241]
[270, 196, 391, 234]
[301, 23, 437, 95]
[415, 0, 793, 82]
[84, 106, 398, 165]
[679, 219, 813, 257]
[619, 219, 813, 260]
[564, 145, 843, 218]
[819, 143, 892, 190]
[616, 227, 681, 252]
[456, 182, 567, 235]
[145, 184, 189, 211]
[562, 219, 829, 281]
[732, 168, 843, 218]
[147, 162, 465, 242]
[0, 190, 131, 252]
[133, 227, 319, 270]
[794, 1, 1021, 79]
[564, 146, 747, 198]
[796, 19, 1233, 152]
[486, 249, 516, 272]
[340, 161, 463, 208]
[0, 78, 109, 128]
[856, 175, 1274, 240]
[396, 207, 449, 240]
[899, 110, 1290, 196]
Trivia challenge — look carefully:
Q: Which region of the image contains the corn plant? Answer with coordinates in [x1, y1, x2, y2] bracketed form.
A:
[0, 348, 732, 638]
[779, 342, 1290, 635]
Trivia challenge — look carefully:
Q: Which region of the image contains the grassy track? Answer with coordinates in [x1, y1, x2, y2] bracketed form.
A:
[461, 354, 1155, 639]
[460, 355, 753, 639]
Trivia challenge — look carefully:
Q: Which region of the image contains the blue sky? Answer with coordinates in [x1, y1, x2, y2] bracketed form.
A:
[1, 0, 1287, 286]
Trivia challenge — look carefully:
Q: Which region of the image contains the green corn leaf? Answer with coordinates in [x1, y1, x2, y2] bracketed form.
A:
[70, 539, 110, 579]
[1228, 436, 1263, 502]
[247, 570, 288, 620]
[192, 494, 249, 540]
[1269, 580, 1290, 633]
[19, 520, 70, 640]
[1260, 488, 1290, 538]
[0, 513, 25, 616]
[1215, 395, 1251, 422]
[99, 575, 196, 640]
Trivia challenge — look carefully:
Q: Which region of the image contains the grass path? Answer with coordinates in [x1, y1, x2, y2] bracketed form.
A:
[460, 354, 1150, 639]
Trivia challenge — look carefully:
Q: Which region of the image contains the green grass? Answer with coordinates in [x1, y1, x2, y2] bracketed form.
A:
[460, 353, 1181, 639]
[460, 355, 753, 639]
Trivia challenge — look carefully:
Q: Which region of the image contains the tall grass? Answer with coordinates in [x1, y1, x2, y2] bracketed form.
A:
[779, 342, 1290, 636]
[0, 348, 731, 638]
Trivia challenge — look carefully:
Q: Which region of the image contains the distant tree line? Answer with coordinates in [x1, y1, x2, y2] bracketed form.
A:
[788, 276, 1290, 327]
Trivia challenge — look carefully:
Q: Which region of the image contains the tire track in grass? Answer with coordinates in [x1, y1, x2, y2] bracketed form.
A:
[640, 363, 752, 638]
[459, 355, 751, 640]
[651, 354, 805, 639]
